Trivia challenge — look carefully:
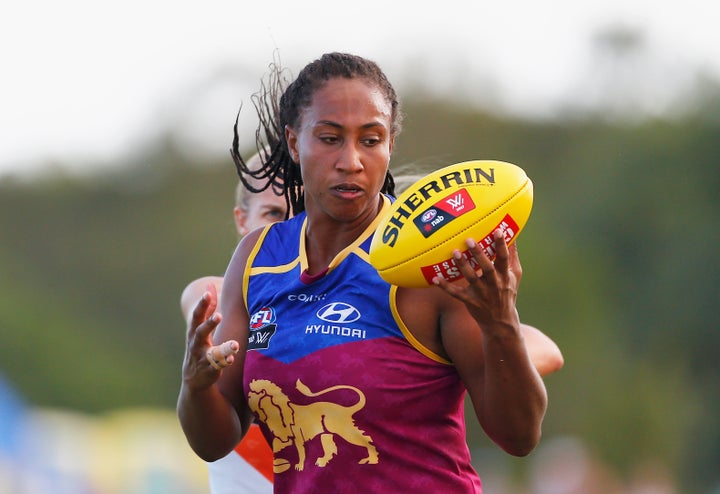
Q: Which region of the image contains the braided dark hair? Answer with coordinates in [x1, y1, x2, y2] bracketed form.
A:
[231, 52, 402, 218]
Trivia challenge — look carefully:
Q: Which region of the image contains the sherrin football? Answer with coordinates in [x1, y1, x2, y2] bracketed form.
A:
[369, 160, 533, 288]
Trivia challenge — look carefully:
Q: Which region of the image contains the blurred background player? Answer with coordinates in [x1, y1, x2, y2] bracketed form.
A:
[180, 151, 285, 494]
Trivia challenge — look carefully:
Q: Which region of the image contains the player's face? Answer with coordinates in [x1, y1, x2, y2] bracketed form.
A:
[285, 77, 394, 224]
[235, 187, 288, 236]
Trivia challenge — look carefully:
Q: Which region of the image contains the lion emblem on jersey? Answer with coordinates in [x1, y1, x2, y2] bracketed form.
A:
[247, 379, 379, 473]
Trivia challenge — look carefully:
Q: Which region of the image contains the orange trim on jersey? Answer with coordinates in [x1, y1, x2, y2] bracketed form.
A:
[234, 423, 274, 483]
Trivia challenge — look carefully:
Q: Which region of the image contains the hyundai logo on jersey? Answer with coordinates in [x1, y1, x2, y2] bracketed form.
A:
[316, 303, 361, 324]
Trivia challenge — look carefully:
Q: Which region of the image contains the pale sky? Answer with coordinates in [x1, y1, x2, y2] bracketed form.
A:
[1, 0, 718, 177]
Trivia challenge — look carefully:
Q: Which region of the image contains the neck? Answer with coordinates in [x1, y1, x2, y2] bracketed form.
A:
[303, 195, 384, 274]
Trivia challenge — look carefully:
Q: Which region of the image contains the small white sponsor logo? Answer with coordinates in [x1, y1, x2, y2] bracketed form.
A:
[446, 193, 465, 211]
[288, 293, 327, 302]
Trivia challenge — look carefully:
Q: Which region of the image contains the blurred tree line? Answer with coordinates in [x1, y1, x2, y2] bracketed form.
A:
[1, 85, 719, 491]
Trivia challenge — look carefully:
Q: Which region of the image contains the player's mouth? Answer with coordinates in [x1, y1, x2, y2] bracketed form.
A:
[332, 183, 363, 198]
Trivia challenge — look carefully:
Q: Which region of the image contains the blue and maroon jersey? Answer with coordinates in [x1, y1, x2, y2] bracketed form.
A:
[242, 196, 482, 493]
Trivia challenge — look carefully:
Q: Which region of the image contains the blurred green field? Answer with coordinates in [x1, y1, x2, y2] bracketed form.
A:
[1, 91, 719, 492]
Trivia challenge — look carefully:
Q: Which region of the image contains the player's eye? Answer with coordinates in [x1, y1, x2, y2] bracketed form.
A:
[267, 208, 285, 219]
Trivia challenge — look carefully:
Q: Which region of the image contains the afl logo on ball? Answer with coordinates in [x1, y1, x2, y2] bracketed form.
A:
[421, 209, 437, 223]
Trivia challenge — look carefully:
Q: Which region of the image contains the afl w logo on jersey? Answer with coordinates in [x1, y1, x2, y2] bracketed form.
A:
[248, 306, 277, 351]
[316, 303, 361, 324]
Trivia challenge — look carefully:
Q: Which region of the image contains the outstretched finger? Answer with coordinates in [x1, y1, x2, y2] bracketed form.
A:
[453, 247, 483, 284]
[466, 237, 494, 276]
[490, 229, 510, 273]
[507, 242, 523, 282]
[189, 286, 218, 336]
[432, 273, 464, 299]
[193, 311, 222, 344]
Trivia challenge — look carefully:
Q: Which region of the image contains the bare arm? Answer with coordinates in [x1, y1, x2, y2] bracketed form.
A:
[176, 232, 260, 460]
[521, 323, 564, 377]
[435, 232, 548, 457]
[176, 285, 243, 461]
[180, 276, 224, 322]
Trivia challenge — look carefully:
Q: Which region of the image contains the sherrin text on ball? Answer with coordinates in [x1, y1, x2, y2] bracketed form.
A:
[369, 160, 533, 288]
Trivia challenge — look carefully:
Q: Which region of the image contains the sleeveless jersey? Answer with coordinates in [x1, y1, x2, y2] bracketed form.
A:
[242, 197, 482, 493]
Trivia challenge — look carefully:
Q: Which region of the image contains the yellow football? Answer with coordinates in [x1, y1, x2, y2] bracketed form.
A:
[369, 160, 533, 288]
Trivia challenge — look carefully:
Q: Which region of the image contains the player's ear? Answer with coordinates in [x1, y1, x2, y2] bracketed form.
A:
[285, 125, 299, 163]
[234, 206, 249, 236]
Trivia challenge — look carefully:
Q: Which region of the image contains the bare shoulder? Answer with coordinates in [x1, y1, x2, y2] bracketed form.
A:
[218, 228, 266, 313]
[395, 286, 455, 360]
[180, 276, 224, 321]
[225, 228, 265, 280]
[213, 228, 266, 349]
[396, 284, 485, 364]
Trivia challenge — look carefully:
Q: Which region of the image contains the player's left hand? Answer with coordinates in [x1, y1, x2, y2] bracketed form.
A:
[433, 229, 521, 332]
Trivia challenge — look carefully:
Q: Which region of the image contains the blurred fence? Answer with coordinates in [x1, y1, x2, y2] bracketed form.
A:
[0, 389, 208, 494]
[0, 399, 681, 494]
[0, 371, 685, 494]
